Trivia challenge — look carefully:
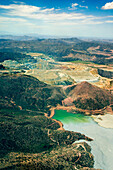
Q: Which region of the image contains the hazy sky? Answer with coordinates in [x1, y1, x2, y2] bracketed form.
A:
[0, 0, 113, 38]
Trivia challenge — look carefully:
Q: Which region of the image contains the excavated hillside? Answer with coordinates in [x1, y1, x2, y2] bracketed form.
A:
[63, 81, 113, 110]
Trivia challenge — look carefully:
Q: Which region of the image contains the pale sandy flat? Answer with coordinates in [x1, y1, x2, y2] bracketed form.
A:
[92, 114, 113, 128]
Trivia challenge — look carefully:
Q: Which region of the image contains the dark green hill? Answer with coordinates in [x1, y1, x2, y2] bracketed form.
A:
[0, 52, 36, 63]
[0, 74, 65, 112]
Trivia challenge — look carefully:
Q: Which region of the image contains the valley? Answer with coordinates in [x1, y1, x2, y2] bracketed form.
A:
[0, 37, 113, 169]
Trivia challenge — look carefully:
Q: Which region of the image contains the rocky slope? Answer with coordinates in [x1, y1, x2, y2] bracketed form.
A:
[63, 81, 113, 110]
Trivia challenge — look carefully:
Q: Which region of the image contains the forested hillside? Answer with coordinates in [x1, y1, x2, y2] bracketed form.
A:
[0, 38, 113, 64]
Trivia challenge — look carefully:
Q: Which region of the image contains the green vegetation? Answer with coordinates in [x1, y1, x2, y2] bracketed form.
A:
[0, 64, 5, 69]
[98, 68, 113, 78]
[0, 52, 37, 63]
[0, 142, 94, 170]
[0, 38, 113, 64]
[0, 74, 65, 112]
[0, 74, 95, 169]
[73, 98, 106, 110]
[1, 37, 112, 169]
[111, 105, 113, 110]
[71, 60, 92, 64]
[0, 109, 59, 156]
[0, 107, 93, 169]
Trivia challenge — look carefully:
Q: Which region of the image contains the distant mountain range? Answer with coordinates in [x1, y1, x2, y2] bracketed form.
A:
[0, 35, 38, 41]
[0, 35, 113, 43]
[0, 37, 113, 65]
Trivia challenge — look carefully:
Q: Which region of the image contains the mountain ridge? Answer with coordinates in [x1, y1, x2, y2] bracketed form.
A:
[63, 81, 113, 110]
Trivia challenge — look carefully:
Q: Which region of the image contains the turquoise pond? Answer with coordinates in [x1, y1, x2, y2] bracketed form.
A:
[53, 110, 113, 170]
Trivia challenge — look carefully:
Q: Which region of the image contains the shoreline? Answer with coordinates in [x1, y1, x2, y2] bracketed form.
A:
[92, 114, 113, 129]
[49, 104, 113, 116]
[44, 109, 64, 130]
[47, 105, 113, 129]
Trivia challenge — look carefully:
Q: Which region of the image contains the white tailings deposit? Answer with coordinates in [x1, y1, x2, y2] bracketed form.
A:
[53, 110, 113, 170]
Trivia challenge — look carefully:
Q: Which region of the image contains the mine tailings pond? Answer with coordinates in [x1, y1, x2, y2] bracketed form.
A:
[53, 109, 113, 170]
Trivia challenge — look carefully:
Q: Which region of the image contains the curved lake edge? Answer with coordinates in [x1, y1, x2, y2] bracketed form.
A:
[52, 108, 113, 170]
[44, 110, 64, 130]
[48, 105, 113, 129]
